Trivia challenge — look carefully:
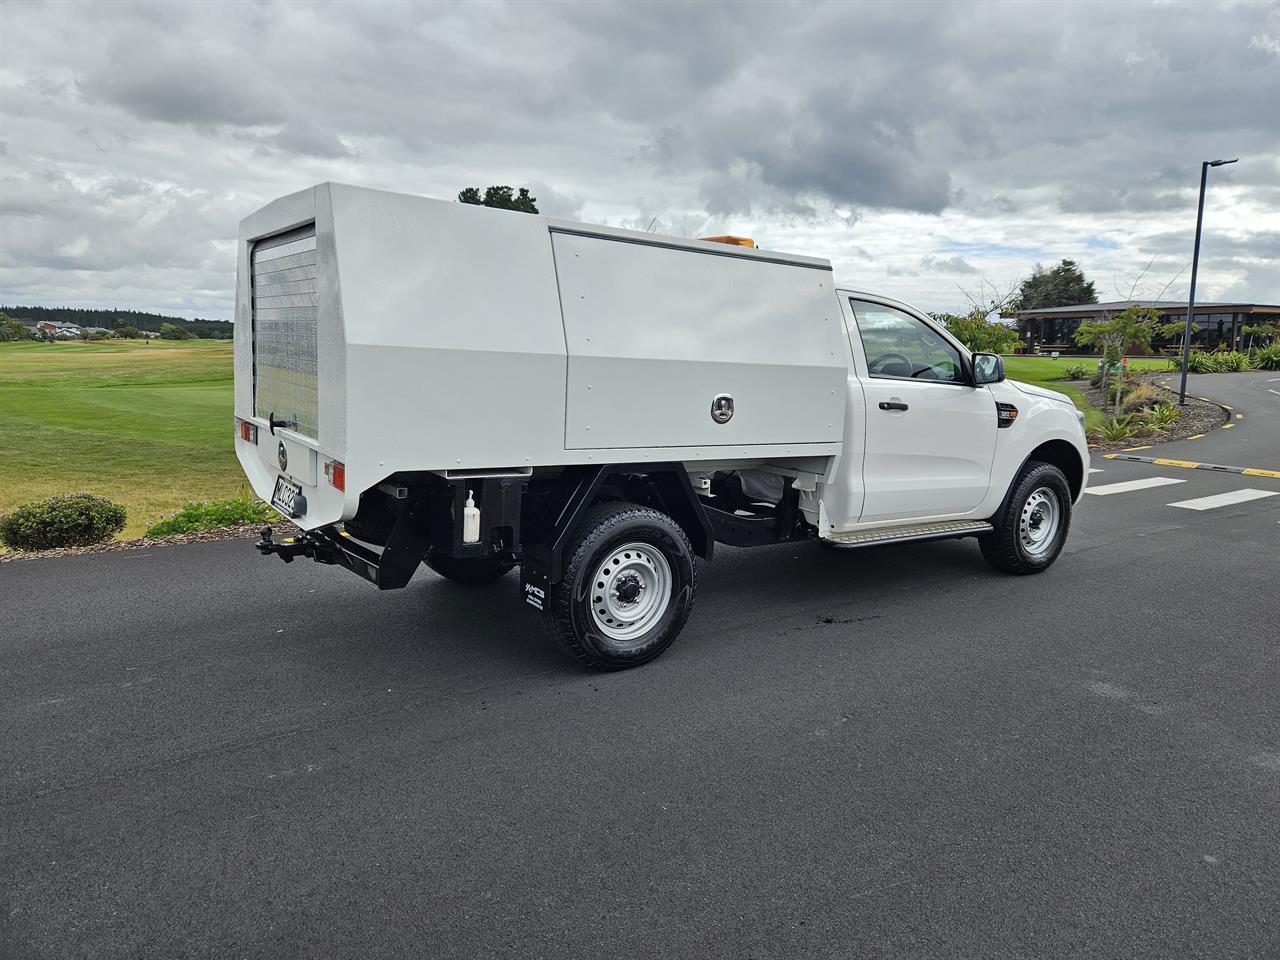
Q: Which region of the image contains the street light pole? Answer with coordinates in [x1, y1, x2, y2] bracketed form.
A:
[1179, 157, 1238, 405]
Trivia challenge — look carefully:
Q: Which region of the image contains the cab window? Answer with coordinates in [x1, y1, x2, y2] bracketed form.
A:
[849, 299, 964, 383]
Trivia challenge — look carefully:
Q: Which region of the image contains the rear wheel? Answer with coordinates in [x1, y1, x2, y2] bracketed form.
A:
[424, 550, 514, 584]
[980, 461, 1072, 575]
[543, 501, 696, 670]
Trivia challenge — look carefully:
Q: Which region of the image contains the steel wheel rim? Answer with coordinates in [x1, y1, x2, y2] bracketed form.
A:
[1019, 486, 1061, 557]
[588, 542, 673, 646]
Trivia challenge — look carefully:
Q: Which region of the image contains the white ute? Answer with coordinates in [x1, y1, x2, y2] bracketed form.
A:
[235, 183, 1089, 669]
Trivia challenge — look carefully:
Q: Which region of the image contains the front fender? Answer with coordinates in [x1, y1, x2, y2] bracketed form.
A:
[980, 383, 1090, 513]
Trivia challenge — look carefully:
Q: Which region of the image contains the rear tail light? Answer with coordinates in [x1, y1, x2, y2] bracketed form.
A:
[236, 418, 258, 443]
[325, 460, 345, 491]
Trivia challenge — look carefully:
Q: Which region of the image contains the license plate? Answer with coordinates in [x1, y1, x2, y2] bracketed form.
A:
[271, 475, 303, 517]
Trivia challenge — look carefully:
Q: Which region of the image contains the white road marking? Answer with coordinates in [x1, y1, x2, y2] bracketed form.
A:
[1268, 389, 1280, 396]
[1168, 489, 1280, 511]
[1084, 477, 1185, 496]
[1088, 468, 1105, 474]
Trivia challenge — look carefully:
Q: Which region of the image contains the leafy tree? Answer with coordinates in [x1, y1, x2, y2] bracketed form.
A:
[0, 313, 31, 341]
[1015, 260, 1098, 312]
[159, 322, 192, 340]
[1157, 318, 1200, 353]
[934, 311, 1020, 354]
[1242, 322, 1279, 350]
[458, 185, 539, 213]
[113, 325, 142, 339]
[1074, 305, 1157, 391]
[0, 305, 231, 338]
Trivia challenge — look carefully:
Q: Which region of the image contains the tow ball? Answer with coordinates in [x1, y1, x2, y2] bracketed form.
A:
[255, 525, 316, 563]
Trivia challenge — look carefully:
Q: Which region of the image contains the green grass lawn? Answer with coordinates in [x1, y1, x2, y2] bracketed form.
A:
[1002, 355, 1172, 434]
[0, 338, 1182, 545]
[0, 339, 241, 541]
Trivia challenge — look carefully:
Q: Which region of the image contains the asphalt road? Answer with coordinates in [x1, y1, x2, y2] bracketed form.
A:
[4, 392, 1279, 959]
[1145, 370, 1280, 470]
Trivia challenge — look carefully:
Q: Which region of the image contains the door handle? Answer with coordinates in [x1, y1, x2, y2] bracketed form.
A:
[878, 401, 909, 411]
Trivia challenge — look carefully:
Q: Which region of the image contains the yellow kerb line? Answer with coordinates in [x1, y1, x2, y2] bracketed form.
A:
[1243, 468, 1280, 480]
[1123, 444, 1153, 451]
[1236, 414, 1245, 419]
[1222, 423, 1235, 429]
[1153, 458, 1202, 469]
[1187, 433, 1206, 439]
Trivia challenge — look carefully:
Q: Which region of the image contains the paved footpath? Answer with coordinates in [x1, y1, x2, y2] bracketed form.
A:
[2, 379, 1278, 960]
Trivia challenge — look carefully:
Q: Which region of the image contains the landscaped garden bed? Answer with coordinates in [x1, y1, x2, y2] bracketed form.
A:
[1075, 373, 1228, 451]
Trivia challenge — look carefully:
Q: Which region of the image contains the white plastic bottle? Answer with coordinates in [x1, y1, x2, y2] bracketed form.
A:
[463, 489, 481, 544]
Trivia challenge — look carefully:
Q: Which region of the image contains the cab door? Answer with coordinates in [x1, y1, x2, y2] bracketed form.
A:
[842, 297, 997, 524]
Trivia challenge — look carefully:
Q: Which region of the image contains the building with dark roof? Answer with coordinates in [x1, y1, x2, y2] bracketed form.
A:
[1009, 300, 1280, 353]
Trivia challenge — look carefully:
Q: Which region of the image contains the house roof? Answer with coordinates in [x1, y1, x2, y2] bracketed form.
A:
[1011, 300, 1280, 319]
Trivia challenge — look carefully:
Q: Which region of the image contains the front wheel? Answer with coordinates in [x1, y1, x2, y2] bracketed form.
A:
[980, 461, 1072, 575]
[543, 502, 697, 670]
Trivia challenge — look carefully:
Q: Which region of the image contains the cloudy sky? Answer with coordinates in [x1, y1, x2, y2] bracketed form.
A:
[2, 0, 1277, 321]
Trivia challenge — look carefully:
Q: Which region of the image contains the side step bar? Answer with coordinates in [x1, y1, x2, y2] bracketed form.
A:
[822, 519, 992, 549]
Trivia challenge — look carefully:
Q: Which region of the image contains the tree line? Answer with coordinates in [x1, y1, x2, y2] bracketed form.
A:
[0, 305, 232, 339]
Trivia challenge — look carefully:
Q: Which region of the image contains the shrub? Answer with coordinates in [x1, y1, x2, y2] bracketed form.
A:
[1061, 363, 1089, 380]
[158, 322, 192, 340]
[1185, 351, 1218, 373]
[1215, 351, 1252, 372]
[1113, 369, 1143, 395]
[937, 312, 1020, 354]
[0, 493, 127, 550]
[1120, 382, 1161, 412]
[145, 498, 272, 537]
[1146, 403, 1179, 431]
[1185, 350, 1253, 373]
[1095, 414, 1139, 443]
[1254, 344, 1280, 371]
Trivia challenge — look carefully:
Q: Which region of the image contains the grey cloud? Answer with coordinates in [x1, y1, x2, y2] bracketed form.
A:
[1, 0, 1277, 318]
[1212, 259, 1280, 302]
[247, 122, 355, 160]
[81, 53, 284, 128]
[921, 255, 978, 275]
[526, 181, 584, 220]
[1059, 186, 1191, 215]
[1135, 228, 1280, 262]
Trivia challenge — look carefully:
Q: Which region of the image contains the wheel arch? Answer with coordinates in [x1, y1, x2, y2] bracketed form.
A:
[1023, 439, 1086, 502]
[523, 462, 713, 587]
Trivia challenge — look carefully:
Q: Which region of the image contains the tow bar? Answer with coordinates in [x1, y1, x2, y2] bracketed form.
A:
[254, 524, 425, 590]
[254, 525, 322, 563]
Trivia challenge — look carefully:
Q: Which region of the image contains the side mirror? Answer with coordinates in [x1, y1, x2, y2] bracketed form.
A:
[973, 352, 1005, 385]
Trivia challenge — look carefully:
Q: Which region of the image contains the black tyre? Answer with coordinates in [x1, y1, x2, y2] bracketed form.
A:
[424, 550, 514, 584]
[543, 501, 697, 671]
[980, 461, 1072, 575]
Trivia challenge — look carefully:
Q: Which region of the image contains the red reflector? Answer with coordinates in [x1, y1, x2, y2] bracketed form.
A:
[237, 420, 257, 444]
[328, 461, 345, 491]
